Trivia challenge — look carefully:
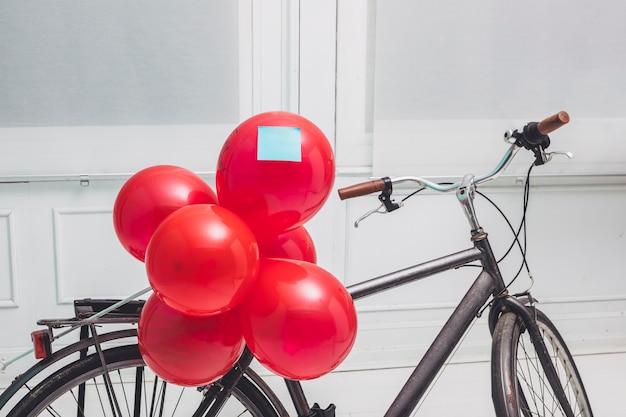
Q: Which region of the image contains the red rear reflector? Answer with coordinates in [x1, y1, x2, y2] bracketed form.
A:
[31, 329, 52, 359]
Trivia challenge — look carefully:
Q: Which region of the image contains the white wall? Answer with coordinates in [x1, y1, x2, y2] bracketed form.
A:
[1, 0, 625, 415]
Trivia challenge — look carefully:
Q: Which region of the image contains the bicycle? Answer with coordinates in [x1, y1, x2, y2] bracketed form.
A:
[0, 111, 593, 417]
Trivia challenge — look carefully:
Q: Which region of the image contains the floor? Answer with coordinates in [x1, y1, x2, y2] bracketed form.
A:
[259, 352, 626, 416]
[0, 348, 622, 416]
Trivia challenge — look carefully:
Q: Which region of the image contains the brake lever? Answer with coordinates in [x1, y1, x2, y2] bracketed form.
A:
[353, 203, 387, 228]
[504, 129, 573, 165]
[544, 150, 574, 162]
[354, 178, 403, 227]
[534, 148, 575, 165]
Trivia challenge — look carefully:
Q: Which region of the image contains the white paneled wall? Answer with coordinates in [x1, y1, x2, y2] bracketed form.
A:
[0, 175, 625, 414]
[1, 0, 625, 415]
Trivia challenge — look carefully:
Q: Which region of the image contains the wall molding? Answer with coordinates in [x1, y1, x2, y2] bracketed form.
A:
[0, 209, 18, 308]
[51, 204, 152, 305]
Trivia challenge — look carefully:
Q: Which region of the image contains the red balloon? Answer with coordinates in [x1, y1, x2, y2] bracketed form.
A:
[257, 226, 317, 263]
[238, 258, 357, 380]
[216, 111, 335, 239]
[113, 165, 218, 262]
[138, 294, 245, 387]
[145, 204, 259, 316]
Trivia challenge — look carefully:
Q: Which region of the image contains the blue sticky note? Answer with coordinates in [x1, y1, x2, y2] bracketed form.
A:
[257, 126, 302, 162]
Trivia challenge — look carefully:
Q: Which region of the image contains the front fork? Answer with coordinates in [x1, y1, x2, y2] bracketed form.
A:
[488, 295, 576, 417]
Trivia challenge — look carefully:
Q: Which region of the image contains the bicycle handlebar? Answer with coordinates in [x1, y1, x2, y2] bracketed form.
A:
[537, 111, 570, 135]
[338, 179, 386, 200]
[337, 111, 570, 200]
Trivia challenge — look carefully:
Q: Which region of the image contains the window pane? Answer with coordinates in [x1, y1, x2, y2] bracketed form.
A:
[375, 0, 626, 120]
[0, 1, 239, 127]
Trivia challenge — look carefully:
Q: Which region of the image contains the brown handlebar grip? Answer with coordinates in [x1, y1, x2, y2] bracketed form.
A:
[537, 111, 570, 135]
[338, 179, 386, 200]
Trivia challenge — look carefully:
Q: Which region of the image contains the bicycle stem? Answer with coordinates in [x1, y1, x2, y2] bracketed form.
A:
[456, 173, 481, 233]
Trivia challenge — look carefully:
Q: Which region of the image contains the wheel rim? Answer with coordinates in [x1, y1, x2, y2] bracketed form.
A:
[23, 357, 273, 417]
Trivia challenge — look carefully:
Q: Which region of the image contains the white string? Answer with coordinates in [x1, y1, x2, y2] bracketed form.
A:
[0, 286, 152, 372]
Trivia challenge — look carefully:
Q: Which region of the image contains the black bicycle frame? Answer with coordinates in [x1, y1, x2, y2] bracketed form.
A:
[284, 233, 503, 417]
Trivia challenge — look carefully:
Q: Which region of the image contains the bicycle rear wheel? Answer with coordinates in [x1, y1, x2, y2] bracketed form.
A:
[7, 344, 281, 417]
[491, 308, 592, 417]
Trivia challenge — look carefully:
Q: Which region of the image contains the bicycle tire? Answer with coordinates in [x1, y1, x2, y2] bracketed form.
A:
[491, 308, 593, 417]
[7, 344, 281, 417]
[0, 329, 139, 412]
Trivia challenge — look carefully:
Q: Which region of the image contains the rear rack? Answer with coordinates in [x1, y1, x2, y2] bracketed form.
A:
[30, 298, 146, 360]
[36, 298, 146, 328]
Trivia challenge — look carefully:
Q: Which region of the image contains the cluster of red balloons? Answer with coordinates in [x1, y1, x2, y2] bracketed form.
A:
[113, 111, 357, 385]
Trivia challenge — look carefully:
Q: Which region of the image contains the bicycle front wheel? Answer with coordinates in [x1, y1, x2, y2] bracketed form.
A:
[491, 308, 592, 417]
[7, 344, 281, 417]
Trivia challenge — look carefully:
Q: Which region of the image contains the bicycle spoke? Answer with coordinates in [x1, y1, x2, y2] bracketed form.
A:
[115, 368, 132, 417]
[42, 403, 62, 417]
[133, 366, 144, 417]
[148, 375, 160, 417]
[158, 380, 167, 417]
[517, 336, 561, 416]
[518, 337, 544, 414]
[94, 377, 108, 416]
[71, 387, 85, 417]
[171, 385, 186, 415]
